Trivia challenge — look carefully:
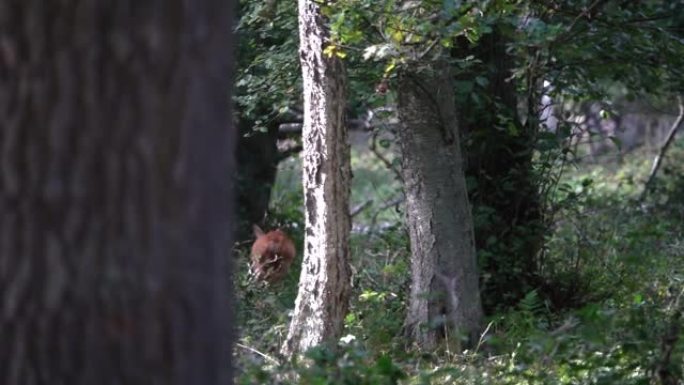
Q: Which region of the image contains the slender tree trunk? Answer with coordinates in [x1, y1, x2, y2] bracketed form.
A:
[281, 0, 351, 357]
[0, 1, 235, 384]
[397, 64, 484, 350]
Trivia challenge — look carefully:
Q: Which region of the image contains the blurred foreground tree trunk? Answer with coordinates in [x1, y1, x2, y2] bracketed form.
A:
[397, 62, 484, 350]
[0, 1, 236, 384]
[281, 0, 352, 357]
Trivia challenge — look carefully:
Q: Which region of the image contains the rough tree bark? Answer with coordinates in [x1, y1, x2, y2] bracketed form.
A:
[397, 63, 484, 350]
[0, 1, 235, 384]
[281, 0, 352, 357]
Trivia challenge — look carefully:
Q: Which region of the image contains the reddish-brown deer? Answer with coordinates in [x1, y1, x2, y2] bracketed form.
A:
[249, 224, 296, 284]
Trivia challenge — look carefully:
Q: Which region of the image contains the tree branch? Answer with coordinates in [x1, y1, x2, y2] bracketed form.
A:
[641, 95, 684, 201]
[351, 200, 374, 217]
[370, 130, 403, 182]
[276, 145, 303, 162]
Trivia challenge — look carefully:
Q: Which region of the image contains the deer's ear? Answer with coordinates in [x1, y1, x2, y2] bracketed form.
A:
[253, 224, 265, 238]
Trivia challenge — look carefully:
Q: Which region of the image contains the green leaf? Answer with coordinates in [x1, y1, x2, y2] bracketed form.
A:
[384, 61, 397, 76]
[323, 44, 336, 58]
[391, 30, 404, 43]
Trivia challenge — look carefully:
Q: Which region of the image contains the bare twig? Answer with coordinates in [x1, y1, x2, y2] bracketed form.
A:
[474, 321, 495, 354]
[278, 106, 398, 134]
[354, 195, 405, 255]
[279, 118, 375, 134]
[550, 316, 580, 336]
[549, 0, 609, 47]
[416, 39, 439, 60]
[370, 130, 403, 182]
[641, 95, 684, 201]
[236, 343, 279, 364]
[367, 196, 405, 234]
[277, 122, 304, 134]
[351, 199, 374, 217]
[566, 0, 606, 31]
[377, 196, 405, 212]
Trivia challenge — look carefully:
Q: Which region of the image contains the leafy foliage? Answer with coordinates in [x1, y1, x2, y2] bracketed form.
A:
[235, 0, 301, 129]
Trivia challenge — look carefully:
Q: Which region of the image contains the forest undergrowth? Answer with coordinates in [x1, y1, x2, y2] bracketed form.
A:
[235, 144, 684, 384]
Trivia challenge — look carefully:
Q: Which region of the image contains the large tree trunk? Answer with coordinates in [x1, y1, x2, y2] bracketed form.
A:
[281, 0, 352, 357]
[397, 64, 484, 350]
[0, 2, 235, 384]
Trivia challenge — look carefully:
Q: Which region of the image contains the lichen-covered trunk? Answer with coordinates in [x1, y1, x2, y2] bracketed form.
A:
[0, 2, 235, 384]
[281, 0, 351, 357]
[397, 66, 484, 350]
